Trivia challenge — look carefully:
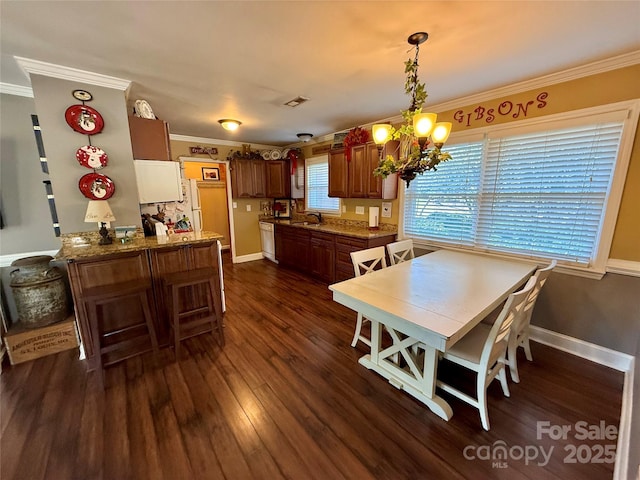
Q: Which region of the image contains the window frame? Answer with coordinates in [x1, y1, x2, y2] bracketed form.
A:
[398, 99, 640, 278]
[304, 154, 341, 215]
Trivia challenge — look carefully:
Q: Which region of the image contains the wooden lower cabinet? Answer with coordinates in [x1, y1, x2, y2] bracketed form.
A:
[309, 231, 335, 283]
[67, 241, 222, 369]
[274, 224, 395, 283]
[275, 225, 310, 271]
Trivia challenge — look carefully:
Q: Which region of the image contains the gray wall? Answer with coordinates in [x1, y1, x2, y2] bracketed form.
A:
[0, 93, 61, 254]
[30, 75, 141, 232]
[533, 272, 640, 355]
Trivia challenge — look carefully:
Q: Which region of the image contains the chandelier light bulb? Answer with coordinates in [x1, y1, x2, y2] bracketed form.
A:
[218, 119, 241, 131]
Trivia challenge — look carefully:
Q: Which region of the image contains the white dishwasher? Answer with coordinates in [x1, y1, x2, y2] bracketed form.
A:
[259, 221, 277, 263]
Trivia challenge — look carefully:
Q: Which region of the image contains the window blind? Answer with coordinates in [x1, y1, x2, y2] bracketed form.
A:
[404, 142, 483, 244]
[479, 122, 623, 264]
[403, 118, 625, 267]
[306, 155, 340, 213]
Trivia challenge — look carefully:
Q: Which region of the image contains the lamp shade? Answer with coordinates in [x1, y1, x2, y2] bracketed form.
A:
[296, 133, 313, 142]
[413, 112, 437, 138]
[218, 119, 241, 131]
[372, 124, 393, 145]
[84, 200, 116, 223]
[431, 122, 452, 144]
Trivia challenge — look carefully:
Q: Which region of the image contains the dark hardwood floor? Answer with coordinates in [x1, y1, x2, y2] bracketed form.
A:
[1, 256, 624, 479]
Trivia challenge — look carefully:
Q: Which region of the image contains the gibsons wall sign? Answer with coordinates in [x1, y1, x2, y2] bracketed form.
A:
[453, 91, 549, 127]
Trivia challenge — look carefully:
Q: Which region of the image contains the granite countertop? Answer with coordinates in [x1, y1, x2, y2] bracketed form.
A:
[262, 217, 397, 240]
[56, 231, 224, 261]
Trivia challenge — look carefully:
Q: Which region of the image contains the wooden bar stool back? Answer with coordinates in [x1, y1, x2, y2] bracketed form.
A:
[84, 280, 159, 389]
[163, 267, 224, 360]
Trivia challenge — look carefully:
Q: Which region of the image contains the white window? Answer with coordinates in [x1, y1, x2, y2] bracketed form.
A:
[402, 101, 639, 275]
[305, 154, 340, 214]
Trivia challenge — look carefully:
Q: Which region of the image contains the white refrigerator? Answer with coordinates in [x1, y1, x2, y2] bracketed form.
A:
[180, 178, 202, 232]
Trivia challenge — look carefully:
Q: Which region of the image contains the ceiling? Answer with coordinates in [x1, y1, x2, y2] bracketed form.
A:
[2, 1, 639, 147]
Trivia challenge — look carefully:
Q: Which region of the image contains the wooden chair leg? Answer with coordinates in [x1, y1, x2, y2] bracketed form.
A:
[498, 365, 510, 397]
[508, 334, 520, 383]
[208, 276, 224, 346]
[478, 375, 490, 431]
[522, 331, 533, 361]
[172, 285, 181, 361]
[139, 290, 159, 354]
[351, 313, 364, 347]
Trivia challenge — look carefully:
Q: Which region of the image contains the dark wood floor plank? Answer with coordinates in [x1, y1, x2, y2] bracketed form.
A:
[0, 256, 623, 480]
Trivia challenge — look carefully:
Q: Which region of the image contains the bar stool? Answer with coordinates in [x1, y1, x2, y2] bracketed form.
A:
[163, 267, 224, 360]
[84, 280, 159, 389]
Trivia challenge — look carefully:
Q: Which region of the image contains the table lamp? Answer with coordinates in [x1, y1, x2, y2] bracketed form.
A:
[84, 200, 116, 245]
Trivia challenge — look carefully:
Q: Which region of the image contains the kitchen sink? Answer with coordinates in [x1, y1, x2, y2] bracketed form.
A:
[291, 221, 322, 227]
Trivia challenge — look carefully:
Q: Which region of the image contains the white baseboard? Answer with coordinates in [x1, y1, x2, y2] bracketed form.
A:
[607, 259, 640, 277]
[530, 325, 633, 372]
[232, 252, 265, 264]
[529, 326, 635, 480]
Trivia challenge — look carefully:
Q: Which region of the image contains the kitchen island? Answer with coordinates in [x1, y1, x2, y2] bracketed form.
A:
[57, 230, 224, 370]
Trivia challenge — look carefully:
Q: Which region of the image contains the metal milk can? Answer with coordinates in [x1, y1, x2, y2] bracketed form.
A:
[10, 255, 69, 328]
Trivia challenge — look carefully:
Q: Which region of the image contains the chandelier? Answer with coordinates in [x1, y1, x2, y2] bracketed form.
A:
[373, 32, 452, 187]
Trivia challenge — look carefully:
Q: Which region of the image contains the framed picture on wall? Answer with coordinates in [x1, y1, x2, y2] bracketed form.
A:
[202, 167, 220, 181]
[273, 199, 291, 219]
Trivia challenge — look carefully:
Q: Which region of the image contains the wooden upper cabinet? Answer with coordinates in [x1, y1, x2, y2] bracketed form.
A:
[328, 148, 348, 198]
[265, 160, 291, 198]
[328, 142, 398, 199]
[230, 159, 266, 198]
[128, 116, 171, 161]
[367, 140, 399, 200]
[348, 144, 367, 198]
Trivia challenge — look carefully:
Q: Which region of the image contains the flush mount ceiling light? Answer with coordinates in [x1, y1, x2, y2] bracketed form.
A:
[284, 96, 309, 108]
[218, 119, 241, 131]
[296, 133, 313, 142]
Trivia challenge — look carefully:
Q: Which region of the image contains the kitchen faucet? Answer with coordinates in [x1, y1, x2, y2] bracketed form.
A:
[307, 212, 322, 224]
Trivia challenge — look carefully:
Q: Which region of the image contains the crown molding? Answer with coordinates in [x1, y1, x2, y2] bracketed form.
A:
[427, 50, 640, 114]
[169, 133, 278, 151]
[0, 82, 34, 98]
[14, 56, 131, 92]
[369, 50, 640, 127]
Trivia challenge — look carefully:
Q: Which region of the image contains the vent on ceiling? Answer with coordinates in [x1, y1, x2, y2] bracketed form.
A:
[284, 96, 309, 108]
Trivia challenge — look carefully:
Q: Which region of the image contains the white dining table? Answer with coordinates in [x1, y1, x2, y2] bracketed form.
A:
[329, 249, 537, 421]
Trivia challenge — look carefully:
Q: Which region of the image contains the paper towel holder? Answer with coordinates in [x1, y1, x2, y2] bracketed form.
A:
[368, 206, 380, 231]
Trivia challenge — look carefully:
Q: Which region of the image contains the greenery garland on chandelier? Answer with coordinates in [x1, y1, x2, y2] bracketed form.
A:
[373, 32, 452, 188]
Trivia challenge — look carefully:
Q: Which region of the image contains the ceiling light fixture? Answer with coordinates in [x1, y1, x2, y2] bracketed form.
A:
[372, 32, 452, 188]
[296, 133, 313, 142]
[218, 119, 241, 131]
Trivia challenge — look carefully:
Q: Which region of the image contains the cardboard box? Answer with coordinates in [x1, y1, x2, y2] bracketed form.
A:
[4, 316, 79, 365]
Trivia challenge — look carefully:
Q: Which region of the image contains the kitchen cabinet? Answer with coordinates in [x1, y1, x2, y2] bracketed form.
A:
[328, 148, 348, 198]
[231, 158, 266, 198]
[133, 159, 182, 203]
[65, 239, 222, 369]
[309, 231, 335, 283]
[274, 224, 395, 283]
[128, 115, 172, 161]
[275, 224, 309, 271]
[265, 159, 291, 198]
[328, 141, 399, 199]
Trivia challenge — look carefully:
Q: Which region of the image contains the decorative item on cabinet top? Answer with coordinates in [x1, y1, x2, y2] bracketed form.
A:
[78, 173, 115, 200]
[134, 99, 156, 119]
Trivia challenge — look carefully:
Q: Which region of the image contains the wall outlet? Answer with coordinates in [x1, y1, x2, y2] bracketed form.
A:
[355, 206, 365, 215]
[342, 205, 346, 213]
[246, 204, 252, 212]
[233, 202, 238, 209]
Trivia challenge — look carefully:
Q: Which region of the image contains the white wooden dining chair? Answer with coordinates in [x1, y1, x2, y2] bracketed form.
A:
[349, 246, 387, 348]
[507, 260, 556, 383]
[437, 276, 536, 430]
[386, 239, 415, 265]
